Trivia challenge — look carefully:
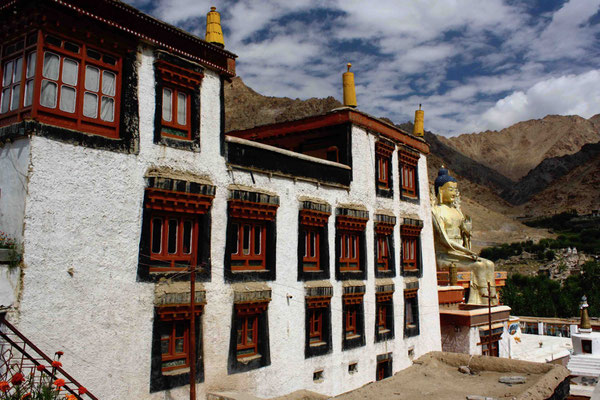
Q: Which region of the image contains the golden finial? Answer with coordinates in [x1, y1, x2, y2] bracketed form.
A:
[206, 6, 225, 47]
[342, 63, 357, 108]
[413, 104, 424, 137]
[580, 295, 592, 332]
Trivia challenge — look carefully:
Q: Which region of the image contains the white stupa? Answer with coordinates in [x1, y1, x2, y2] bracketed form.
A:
[568, 296, 600, 398]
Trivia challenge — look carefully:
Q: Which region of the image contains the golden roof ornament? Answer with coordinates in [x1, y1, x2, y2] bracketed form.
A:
[205, 6, 225, 47]
[342, 63, 357, 108]
[580, 295, 592, 333]
[413, 104, 424, 137]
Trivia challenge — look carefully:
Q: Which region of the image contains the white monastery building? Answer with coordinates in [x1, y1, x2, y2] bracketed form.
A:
[0, 0, 441, 398]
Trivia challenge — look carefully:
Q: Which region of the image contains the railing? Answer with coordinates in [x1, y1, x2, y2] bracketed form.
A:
[0, 314, 97, 399]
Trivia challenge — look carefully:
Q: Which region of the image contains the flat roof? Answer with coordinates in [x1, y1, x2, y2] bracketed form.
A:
[227, 107, 430, 155]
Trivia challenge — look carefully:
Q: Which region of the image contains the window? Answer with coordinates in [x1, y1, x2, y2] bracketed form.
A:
[375, 140, 394, 196]
[309, 308, 323, 344]
[376, 235, 391, 271]
[305, 290, 332, 358]
[339, 232, 360, 271]
[231, 221, 266, 271]
[399, 149, 419, 199]
[298, 204, 330, 280]
[160, 319, 189, 372]
[138, 180, 214, 281]
[375, 291, 394, 342]
[480, 334, 502, 357]
[583, 339, 592, 354]
[150, 302, 204, 392]
[225, 192, 278, 281]
[154, 58, 202, 147]
[335, 210, 368, 280]
[236, 314, 258, 359]
[0, 33, 38, 120]
[34, 33, 121, 138]
[401, 221, 423, 277]
[230, 300, 271, 372]
[404, 290, 419, 338]
[376, 358, 392, 381]
[342, 291, 365, 350]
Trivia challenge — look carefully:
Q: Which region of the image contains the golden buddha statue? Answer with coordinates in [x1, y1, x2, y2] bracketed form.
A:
[432, 167, 498, 305]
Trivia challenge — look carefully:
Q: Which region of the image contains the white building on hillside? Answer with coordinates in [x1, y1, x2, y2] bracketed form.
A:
[0, 0, 441, 398]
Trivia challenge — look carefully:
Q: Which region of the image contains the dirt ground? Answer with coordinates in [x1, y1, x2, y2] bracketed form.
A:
[271, 352, 570, 400]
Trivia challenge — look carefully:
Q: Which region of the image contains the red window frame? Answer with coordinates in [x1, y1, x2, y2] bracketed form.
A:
[149, 213, 198, 272]
[401, 163, 416, 197]
[377, 302, 387, 333]
[339, 231, 360, 271]
[236, 314, 259, 359]
[404, 290, 418, 330]
[302, 227, 320, 271]
[376, 234, 390, 271]
[309, 308, 323, 344]
[231, 220, 267, 271]
[156, 60, 202, 141]
[377, 359, 391, 381]
[345, 305, 358, 338]
[159, 319, 189, 372]
[377, 155, 389, 189]
[160, 85, 191, 140]
[28, 31, 122, 138]
[402, 236, 417, 270]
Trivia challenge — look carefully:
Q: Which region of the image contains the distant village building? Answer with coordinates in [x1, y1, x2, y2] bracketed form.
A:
[0, 0, 441, 398]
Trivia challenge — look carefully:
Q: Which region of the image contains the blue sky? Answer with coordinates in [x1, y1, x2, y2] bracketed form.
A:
[127, 0, 600, 136]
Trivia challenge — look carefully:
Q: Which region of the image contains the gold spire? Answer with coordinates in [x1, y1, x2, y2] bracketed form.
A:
[342, 63, 357, 108]
[205, 6, 225, 47]
[580, 295, 592, 332]
[413, 104, 424, 137]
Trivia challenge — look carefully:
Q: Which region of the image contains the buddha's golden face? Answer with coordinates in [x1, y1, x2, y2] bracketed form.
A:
[439, 181, 458, 204]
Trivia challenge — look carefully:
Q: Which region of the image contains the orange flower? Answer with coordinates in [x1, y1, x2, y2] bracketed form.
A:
[11, 372, 25, 385]
[52, 361, 62, 368]
[78, 386, 88, 395]
[53, 378, 65, 387]
[0, 381, 9, 392]
[21, 393, 31, 399]
[36, 365, 46, 371]
[66, 395, 77, 400]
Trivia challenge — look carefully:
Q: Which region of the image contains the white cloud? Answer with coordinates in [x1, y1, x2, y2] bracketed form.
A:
[479, 70, 600, 131]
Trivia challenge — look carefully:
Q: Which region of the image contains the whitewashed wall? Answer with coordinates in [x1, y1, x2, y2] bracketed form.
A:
[12, 45, 441, 400]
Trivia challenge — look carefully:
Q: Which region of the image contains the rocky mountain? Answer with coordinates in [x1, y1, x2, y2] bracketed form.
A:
[225, 77, 342, 132]
[440, 115, 600, 181]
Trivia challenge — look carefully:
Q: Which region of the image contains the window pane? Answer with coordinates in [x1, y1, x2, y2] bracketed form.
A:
[10, 85, 19, 111]
[102, 71, 115, 96]
[84, 66, 99, 92]
[177, 92, 186, 125]
[64, 41, 80, 54]
[1, 88, 10, 113]
[100, 97, 114, 122]
[246, 318, 254, 343]
[13, 57, 22, 83]
[151, 218, 162, 254]
[310, 231, 316, 257]
[162, 88, 172, 122]
[167, 219, 178, 254]
[40, 80, 57, 108]
[24, 80, 34, 107]
[175, 338, 184, 354]
[182, 220, 192, 254]
[87, 48, 101, 60]
[83, 92, 97, 118]
[59, 86, 76, 113]
[42, 53, 59, 80]
[236, 319, 243, 345]
[351, 236, 357, 259]
[254, 225, 261, 255]
[160, 338, 169, 355]
[3, 60, 13, 86]
[303, 231, 307, 257]
[62, 58, 78, 86]
[242, 225, 251, 255]
[345, 236, 349, 258]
